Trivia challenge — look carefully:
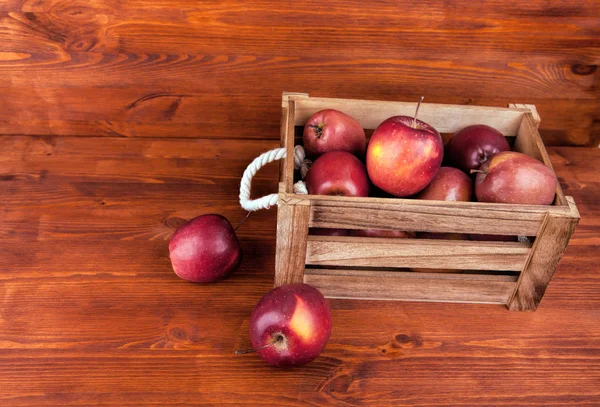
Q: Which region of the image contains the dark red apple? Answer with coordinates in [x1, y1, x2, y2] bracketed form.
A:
[305, 151, 369, 197]
[242, 283, 332, 367]
[303, 109, 366, 158]
[474, 151, 557, 205]
[418, 232, 468, 240]
[470, 234, 517, 242]
[169, 214, 242, 283]
[416, 166, 473, 201]
[349, 229, 410, 238]
[310, 228, 348, 236]
[367, 109, 443, 197]
[446, 124, 510, 173]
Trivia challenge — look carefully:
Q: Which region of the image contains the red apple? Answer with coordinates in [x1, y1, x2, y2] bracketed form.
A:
[367, 113, 443, 197]
[416, 166, 473, 201]
[349, 229, 410, 238]
[243, 283, 332, 367]
[474, 151, 557, 205]
[305, 151, 369, 197]
[303, 109, 366, 158]
[310, 228, 348, 236]
[169, 214, 242, 283]
[446, 124, 510, 173]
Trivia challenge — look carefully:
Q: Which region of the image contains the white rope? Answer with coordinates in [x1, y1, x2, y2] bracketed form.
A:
[239, 146, 310, 211]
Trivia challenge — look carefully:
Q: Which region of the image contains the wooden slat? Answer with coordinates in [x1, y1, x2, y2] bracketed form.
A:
[508, 197, 581, 311]
[0, 88, 597, 144]
[305, 236, 530, 271]
[304, 269, 518, 304]
[307, 197, 554, 236]
[292, 96, 528, 134]
[273, 200, 310, 286]
[283, 96, 298, 193]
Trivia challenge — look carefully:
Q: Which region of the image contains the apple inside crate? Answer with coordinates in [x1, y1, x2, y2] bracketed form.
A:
[275, 93, 579, 311]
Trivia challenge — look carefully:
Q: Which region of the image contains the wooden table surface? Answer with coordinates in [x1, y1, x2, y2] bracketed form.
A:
[2, 0, 600, 405]
[0, 136, 598, 406]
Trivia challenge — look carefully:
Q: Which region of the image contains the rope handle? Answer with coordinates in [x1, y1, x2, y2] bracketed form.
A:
[239, 145, 310, 211]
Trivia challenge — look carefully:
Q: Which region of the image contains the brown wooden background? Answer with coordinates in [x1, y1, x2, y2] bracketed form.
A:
[1, 1, 600, 406]
[1, 0, 599, 145]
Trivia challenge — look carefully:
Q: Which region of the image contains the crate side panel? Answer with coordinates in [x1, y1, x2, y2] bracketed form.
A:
[309, 201, 545, 236]
[305, 236, 530, 271]
[292, 97, 526, 135]
[304, 269, 517, 304]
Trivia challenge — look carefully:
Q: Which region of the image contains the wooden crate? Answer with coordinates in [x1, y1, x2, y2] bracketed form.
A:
[275, 92, 580, 311]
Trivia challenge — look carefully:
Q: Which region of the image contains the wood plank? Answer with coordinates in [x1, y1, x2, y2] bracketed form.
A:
[3, 0, 599, 62]
[1, 0, 598, 144]
[306, 236, 530, 271]
[0, 87, 598, 144]
[308, 197, 550, 236]
[293, 96, 528, 134]
[508, 198, 581, 311]
[273, 201, 310, 286]
[304, 269, 517, 304]
[283, 96, 297, 193]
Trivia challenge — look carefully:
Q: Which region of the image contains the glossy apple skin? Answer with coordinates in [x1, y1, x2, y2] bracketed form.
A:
[416, 166, 473, 201]
[310, 228, 348, 236]
[249, 283, 332, 367]
[446, 124, 510, 173]
[305, 151, 369, 197]
[169, 214, 242, 283]
[367, 116, 443, 197]
[349, 229, 410, 238]
[303, 109, 366, 158]
[475, 151, 557, 205]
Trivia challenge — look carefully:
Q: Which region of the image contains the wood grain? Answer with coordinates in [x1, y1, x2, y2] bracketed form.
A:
[304, 269, 518, 304]
[293, 96, 528, 134]
[306, 236, 530, 271]
[274, 200, 310, 286]
[0, 133, 599, 405]
[0, 0, 598, 145]
[509, 199, 581, 311]
[308, 197, 549, 236]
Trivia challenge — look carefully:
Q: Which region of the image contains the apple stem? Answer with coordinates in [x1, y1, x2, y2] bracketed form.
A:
[308, 124, 324, 139]
[470, 169, 485, 174]
[235, 211, 252, 232]
[235, 335, 283, 355]
[413, 96, 425, 128]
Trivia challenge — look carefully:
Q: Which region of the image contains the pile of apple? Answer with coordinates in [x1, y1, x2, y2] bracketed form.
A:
[166, 100, 558, 368]
[303, 101, 557, 213]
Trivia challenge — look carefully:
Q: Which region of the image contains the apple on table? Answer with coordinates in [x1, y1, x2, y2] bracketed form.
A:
[169, 214, 242, 283]
[238, 283, 332, 367]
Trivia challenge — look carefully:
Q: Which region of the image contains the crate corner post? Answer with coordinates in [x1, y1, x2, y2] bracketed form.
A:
[507, 201, 580, 311]
[274, 195, 311, 287]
